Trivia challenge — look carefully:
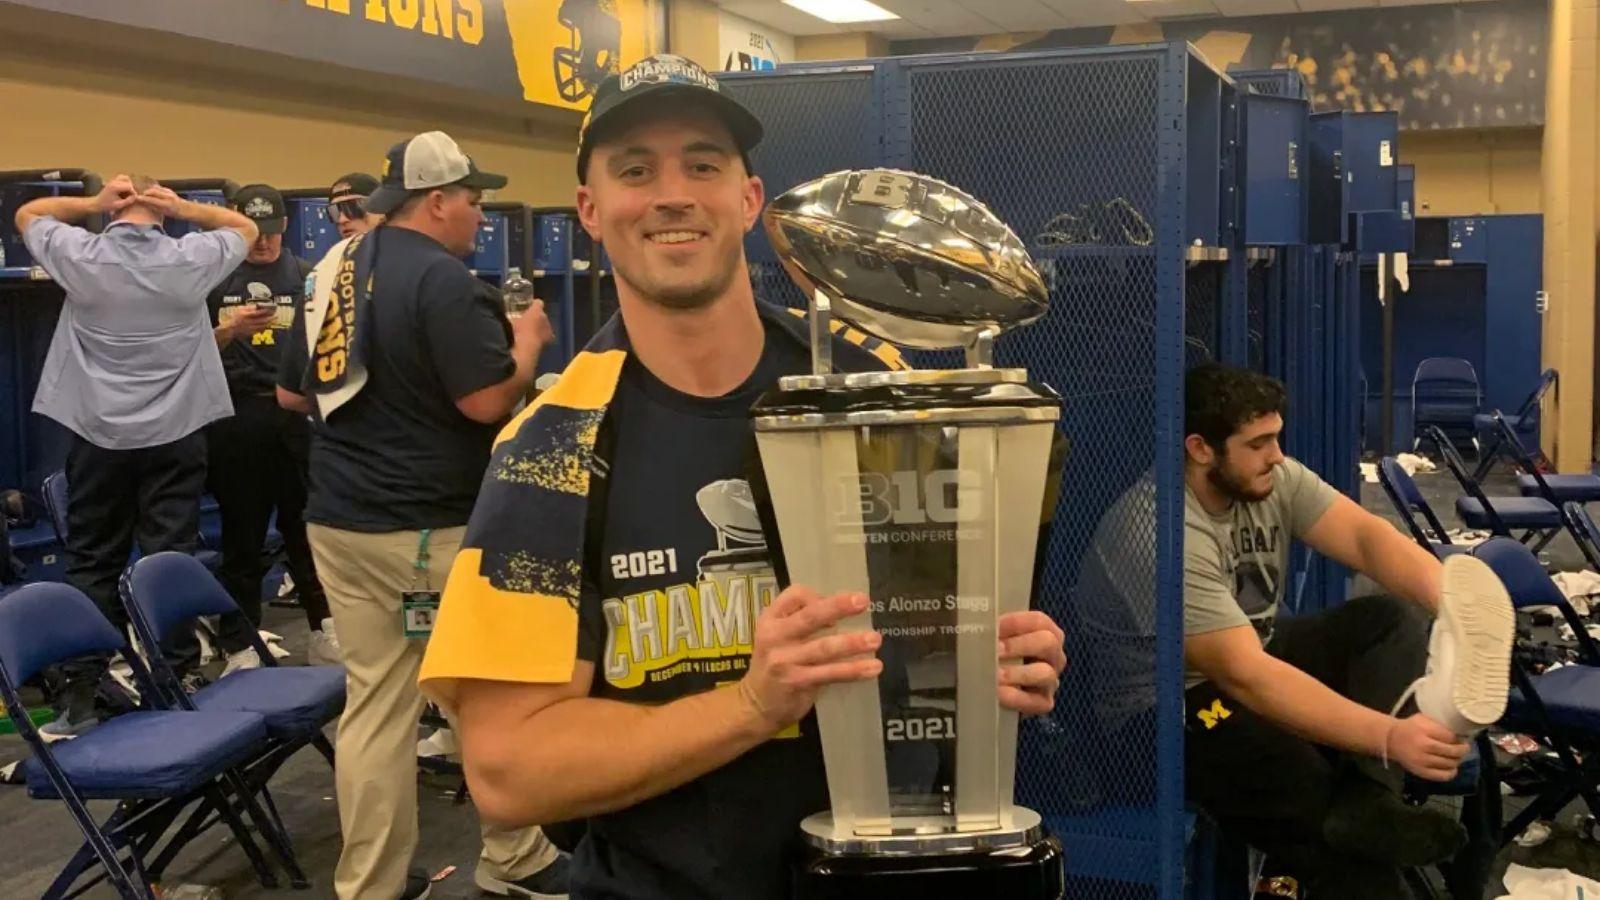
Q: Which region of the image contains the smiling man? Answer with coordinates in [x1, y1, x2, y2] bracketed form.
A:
[1175, 362, 1514, 898]
[418, 54, 1068, 900]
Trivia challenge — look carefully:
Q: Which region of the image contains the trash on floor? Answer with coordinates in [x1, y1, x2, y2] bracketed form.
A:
[1497, 862, 1600, 899]
[1395, 452, 1437, 475]
[1551, 570, 1600, 616]
[1515, 821, 1555, 849]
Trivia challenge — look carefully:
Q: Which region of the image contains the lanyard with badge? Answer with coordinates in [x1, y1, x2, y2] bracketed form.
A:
[401, 528, 440, 638]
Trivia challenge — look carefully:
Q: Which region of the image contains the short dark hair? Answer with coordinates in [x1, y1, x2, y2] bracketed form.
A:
[387, 184, 475, 220]
[1184, 363, 1287, 450]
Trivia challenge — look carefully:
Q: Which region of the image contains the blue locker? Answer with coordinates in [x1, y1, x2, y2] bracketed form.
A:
[1483, 215, 1543, 419]
[1342, 112, 1400, 214]
[287, 197, 340, 264]
[532, 215, 570, 273]
[163, 190, 226, 239]
[1308, 113, 1352, 245]
[1449, 217, 1488, 263]
[1, 181, 95, 279]
[1186, 56, 1224, 248]
[467, 212, 508, 277]
[1240, 93, 1309, 245]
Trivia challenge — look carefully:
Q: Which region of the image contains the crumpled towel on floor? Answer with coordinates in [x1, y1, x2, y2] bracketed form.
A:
[1497, 862, 1600, 899]
[1396, 452, 1438, 475]
[1551, 571, 1600, 617]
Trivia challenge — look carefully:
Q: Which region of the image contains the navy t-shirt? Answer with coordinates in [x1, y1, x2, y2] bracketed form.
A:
[570, 310, 896, 900]
[276, 226, 515, 532]
[207, 252, 313, 396]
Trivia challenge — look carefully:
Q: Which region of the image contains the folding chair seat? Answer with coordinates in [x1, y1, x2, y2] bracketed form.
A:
[190, 665, 344, 738]
[24, 708, 264, 800]
[1424, 426, 1561, 550]
[1504, 666, 1600, 735]
[1518, 474, 1600, 503]
[1455, 497, 1563, 530]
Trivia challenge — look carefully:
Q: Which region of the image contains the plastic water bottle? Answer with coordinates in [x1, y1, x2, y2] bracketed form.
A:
[502, 268, 535, 317]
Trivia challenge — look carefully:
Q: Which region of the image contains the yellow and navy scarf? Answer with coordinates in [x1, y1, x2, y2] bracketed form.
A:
[418, 302, 905, 705]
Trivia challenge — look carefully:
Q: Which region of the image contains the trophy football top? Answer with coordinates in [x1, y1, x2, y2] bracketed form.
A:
[763, 169, 1049, 353]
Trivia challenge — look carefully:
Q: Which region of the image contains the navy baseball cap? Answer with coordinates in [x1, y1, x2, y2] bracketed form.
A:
[577, 54, 763, 184]
[232, 183, 287, 236]
[365, 131, 507, 215]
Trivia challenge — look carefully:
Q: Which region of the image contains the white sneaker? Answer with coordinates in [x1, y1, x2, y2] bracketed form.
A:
[307, 623, 342, 667]
[1398, 555, 1515, 735]
[417, 727, 460, 760]
[220, 647, 263, 679]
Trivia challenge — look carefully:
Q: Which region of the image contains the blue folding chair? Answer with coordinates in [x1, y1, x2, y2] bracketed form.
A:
[1471, 538, 1600, 846]
[1487, 411, 1600, 505]
[1412, 358, 1482, 451]
[1473, 369, 1557, 480]
[1377, 457, 1472, 558]
[121, 552, 343, 881]
[1563, 503, 1600, 574]
[0, 583, 289, 899]
[1423, 426, 1562, 552]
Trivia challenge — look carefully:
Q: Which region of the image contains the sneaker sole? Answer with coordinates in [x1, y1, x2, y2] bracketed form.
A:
[1440, 554, 1515, 726]
[474, 869, 565, 899]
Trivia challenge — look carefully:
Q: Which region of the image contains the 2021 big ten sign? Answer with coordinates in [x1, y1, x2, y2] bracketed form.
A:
[717, 9, 793, 73]
[14, 0, 665, 112]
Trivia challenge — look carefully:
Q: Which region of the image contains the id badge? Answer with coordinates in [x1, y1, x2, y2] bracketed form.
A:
[401, 590, 441, 638]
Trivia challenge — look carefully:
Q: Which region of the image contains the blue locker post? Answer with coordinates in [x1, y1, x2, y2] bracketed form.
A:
[468, 208, 510, 281]
[528, 207, 581, 372]
[1484, 215, 1544, 422]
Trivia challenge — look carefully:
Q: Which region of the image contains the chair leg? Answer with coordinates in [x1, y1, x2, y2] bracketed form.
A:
[1528, 529, 1559, 553]
[313, 732, 336, 770]
[41, 798, 150, 900]
[203, 783, 280, 890]
[225, 771, 310, 890]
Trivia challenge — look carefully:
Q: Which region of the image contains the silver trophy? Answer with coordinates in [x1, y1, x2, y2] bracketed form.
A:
[750, 170, 1064, 891]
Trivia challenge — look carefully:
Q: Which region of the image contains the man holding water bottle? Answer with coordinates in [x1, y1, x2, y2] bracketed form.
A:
[276, 132, 566, 899]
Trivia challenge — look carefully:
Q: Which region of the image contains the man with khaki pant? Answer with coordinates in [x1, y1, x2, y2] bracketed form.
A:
[277, 132, 567, 900]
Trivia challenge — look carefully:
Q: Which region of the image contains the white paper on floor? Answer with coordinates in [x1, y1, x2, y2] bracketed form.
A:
[1395, 452, 1437, 475]
[1551, 571, 1600, 616]
[1361, 462, 1379, 484]
[1445, 528, 1494, 548]
[1497, 862, 1600, 899]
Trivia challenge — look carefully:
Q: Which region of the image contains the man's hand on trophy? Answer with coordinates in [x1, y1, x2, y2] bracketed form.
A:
[997, 611, 1067, 716]
[738, 585, 884, 733]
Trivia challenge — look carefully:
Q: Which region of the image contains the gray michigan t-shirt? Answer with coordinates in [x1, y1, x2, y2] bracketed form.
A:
[1184, 458, 1338, 688]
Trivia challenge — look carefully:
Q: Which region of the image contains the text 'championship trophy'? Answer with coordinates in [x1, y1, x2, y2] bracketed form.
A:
[751, 170, 1066, 899]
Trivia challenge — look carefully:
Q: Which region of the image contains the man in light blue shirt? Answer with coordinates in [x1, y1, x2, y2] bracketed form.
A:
[16, 174, 257, 737]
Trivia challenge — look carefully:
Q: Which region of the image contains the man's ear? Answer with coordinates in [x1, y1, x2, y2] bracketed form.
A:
[1184, 434, 1216, 467]
[742, 174, 765, 232]
[576, 184, 601, 240]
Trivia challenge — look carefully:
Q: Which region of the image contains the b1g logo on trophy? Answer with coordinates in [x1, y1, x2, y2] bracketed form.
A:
[750, 170, 1067, 898]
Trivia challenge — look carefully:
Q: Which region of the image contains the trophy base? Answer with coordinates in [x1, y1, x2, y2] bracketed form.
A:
[791, 824, 1063, 900]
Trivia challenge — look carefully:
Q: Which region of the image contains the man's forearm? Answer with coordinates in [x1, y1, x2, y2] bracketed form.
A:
[16, 196, 99, 230]
[1223, 655, 1396, 760]
[178, 200, 253, 234]
[1358, 522, 1442, 613]
[467, 685, 774, 826]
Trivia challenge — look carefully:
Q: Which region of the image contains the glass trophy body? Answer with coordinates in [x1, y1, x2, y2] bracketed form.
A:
[751, 170, 1066, 898]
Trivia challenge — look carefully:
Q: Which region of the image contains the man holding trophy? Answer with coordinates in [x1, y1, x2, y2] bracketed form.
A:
[421, 53, 1068, 900]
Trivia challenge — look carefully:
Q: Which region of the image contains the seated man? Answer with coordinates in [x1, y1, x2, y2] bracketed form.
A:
[1179, 363, 1514, 898]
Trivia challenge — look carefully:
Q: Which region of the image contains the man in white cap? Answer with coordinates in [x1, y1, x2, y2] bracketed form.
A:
[278, 132, 566, 900]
